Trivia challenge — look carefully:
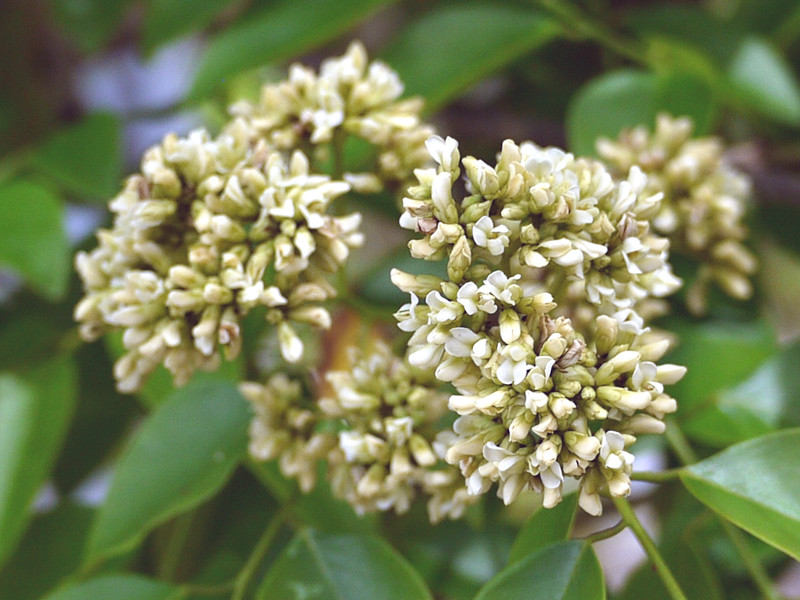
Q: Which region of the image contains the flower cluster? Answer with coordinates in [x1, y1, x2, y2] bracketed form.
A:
[74, 118, 363, 392]
[320, 341, 477, 523]
[75, 42, 435, 393]
[230, 41, 435, 190]
[242, 340, 476, 523]
[394, 136, 685, 514]
[241, 372, 335, 493]
[598, 113, 757, 314]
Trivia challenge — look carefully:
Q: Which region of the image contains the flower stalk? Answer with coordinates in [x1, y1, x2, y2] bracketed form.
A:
[612, 496, 689, 600]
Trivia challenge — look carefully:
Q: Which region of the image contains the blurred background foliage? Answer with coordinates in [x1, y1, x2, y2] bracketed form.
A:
[2, 0, 800, 599]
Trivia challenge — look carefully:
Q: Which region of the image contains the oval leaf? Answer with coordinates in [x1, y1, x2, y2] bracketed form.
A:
[508, 493, 578, 564]
[566, 69, 657, 156]
[142, 0, 234, 56]
[189, 0, 395, 101]
[29, 113, 122, 200]
[728, 36, 800, 126]
[85, 380, 251, 564]
[40, 574, 182, 600]
[0, 181, 69, 301]
[475, 540, 605, 600]
[667, 319, 776, 416]
[0, 503, 94, 600]
[681, 428, 800, 561]
[257, 529, 432, 600]
[0, 357, 77, 568]
[382, 4, 558, 113]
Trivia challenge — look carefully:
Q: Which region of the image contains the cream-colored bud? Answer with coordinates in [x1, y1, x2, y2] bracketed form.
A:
[596, 386, 651, 413]
[595, 350, 641, 385]
[289, 305, 331, 329]
[278, 321, 304, 363]
[499, 309, 521, 344]
[447, 235, 472, 282]
[390, 269, 444, 295]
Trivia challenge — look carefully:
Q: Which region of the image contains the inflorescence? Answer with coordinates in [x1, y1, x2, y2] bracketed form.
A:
[75, 42, 758, 521]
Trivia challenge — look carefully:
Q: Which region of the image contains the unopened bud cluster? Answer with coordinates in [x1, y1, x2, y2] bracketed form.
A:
[394, 136, 686, 514]
[321, 341, 478, 523]
[242, 341, 476, 523]
[598, 114, 756, 314]
[75, 42, 434, 392]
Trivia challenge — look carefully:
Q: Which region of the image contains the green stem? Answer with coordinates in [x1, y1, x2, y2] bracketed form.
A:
[231, 500, 295, 600]
[612, 496, 689, 600]
[582, 519, 627, 543]
[531, 0, 647, 65]
[630, 468, 683, 483]
[665, 422, 784, 600]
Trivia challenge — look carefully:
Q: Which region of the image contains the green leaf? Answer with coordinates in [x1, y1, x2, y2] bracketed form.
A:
[85, 380, 251, 564]
[508, 493, 578, 564]
[682, 355, 785, 447]
[727, 36, 800, 126]
[50, 0, 129, 54]
[566, 70, 656, 156]
[653, 66, 719, 135]
[189, 0, 395, 101]
[40, 574, 183, 600]
[0, 180, 69, 301]
[0, 503, 94, 600]
[257, 529, 432, 600]
[0, 357, 77, 568]
[30, 113, 122, 200]
[667, 319, 777, 416]
[681, 428, 800, 561]
[474, 540, 605, 600]
[142, 0, 235, 56]
[626, 5, 743, 64]
[382, 4, 558, 113]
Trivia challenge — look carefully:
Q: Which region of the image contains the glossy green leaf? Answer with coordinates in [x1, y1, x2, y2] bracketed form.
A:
[50, 0, 129, 53]
[189, 0, 395, 101]
[40, 574, 183, 600]
[474, 540, 605, 600]
[681, 429, 800, 561]
[257, 529, 432, 600]
[0, 503, 94, 600]
[728, 36, 800, 126]
[30, 113, 122, 200]
[508, 493, 578, 564]
[626, 5, 742, 64]
[667, 319, 776, 416]
[0, 357, 77, 568]
[382, 4, 558, 113]
[0, 180, 69, 301]
[682, 355, 785, 447]
[142, 0, 235, 56]
[85, 380, 251, 564]
[566, 70, 656, 156]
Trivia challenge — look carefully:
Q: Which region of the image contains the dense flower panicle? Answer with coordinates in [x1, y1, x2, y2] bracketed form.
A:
[229, 41, 435, 188]
[320, 341, 477, 523]
[395, 268, 684, 514]
[75, 123, 363, 392]
[399, 136, 681, 315]
[241, 373, 335, 493]
[597, 114, 757, 314]
[394, 135, 686, 514]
